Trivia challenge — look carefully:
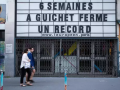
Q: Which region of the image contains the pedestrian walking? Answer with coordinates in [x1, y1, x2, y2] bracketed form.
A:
[27, 47, 36, 83]
[20, 49, 33, 87]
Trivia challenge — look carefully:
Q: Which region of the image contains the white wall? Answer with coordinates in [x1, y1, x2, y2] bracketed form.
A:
[117, 24, 119, 37]
[117, 0, 120, 20]
[0, 0, 6, 4]
[5, 0, 15, 77]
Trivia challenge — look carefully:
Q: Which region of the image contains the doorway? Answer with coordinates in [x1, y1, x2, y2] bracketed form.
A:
[16, 39, 117, 77]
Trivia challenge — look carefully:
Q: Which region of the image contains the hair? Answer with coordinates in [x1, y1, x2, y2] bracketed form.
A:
[28, 47, 32, 50]
[29, 47, 34, 50]
[24, 49, 28, 53]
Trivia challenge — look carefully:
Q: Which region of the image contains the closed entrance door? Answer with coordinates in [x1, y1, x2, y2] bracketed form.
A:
[77, 40, 116, 76]
[78, 41, 92, 74]
[55, 40, 77, 74]
[16, 40, 54, 76]
[16, 39, 117, 77]
[37, 40, 54, 75]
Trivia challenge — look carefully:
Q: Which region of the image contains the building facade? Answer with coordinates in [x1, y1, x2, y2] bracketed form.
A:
[0, 0, 6, 73]
[117, 0, 120, 74]
[5, 0, 119, 77]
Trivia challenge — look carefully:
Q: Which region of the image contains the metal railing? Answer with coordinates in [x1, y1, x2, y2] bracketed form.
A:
[15, 39, 117, 77]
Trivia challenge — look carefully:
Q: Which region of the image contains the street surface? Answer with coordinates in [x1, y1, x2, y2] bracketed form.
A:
[1, 77, 120, 90]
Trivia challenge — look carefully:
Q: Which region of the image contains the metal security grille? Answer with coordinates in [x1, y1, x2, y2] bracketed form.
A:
[55, 40, 77, 74]
[78, 40, 91, 74]
[15, 39, 118, 77]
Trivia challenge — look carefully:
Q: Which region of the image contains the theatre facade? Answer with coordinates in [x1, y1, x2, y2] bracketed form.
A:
[14, 0, 118, 77]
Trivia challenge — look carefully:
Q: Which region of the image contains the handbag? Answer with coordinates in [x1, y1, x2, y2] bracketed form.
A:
[24, 62, 30, 69]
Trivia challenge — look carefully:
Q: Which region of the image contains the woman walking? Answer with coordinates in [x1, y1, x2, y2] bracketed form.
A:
[20, 49, 33, 87]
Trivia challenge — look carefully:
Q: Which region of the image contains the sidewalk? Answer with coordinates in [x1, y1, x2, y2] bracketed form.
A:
[2, 77, 120, 90]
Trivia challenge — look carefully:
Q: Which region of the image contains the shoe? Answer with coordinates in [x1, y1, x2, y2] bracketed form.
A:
[26, 82, 33, 86]
[30, 80, 34, 83]
[20, 84, 26, 87]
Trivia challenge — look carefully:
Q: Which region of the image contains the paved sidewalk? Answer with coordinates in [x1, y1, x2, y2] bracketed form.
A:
[1, 77, 120, 90]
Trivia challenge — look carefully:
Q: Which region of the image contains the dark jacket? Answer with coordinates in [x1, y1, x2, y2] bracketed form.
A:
[27, 52, 35, 67]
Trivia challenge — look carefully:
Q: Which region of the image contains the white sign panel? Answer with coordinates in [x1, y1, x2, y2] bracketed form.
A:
[16, 0, 116, 37]
[6, 44, 12, 53]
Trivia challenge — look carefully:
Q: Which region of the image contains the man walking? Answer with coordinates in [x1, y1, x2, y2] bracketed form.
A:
[27, 47, 35, 83]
